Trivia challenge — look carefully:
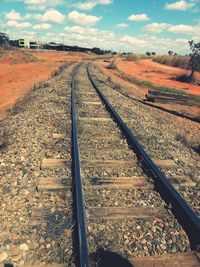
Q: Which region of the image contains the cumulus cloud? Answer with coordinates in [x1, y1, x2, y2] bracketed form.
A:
[143, 22, 200, 36]
[97, 0, 112, 4]
[39, 10, 65, 23]
[120, 34, 191, 54]
[6, 20, 32, 28]
[127, 13, 150, 21]
[5, 9, 64, 24]
[64, 25, 98, 35]
[74, 2, 97, 10]
[143, 23, 170, 33]
[26, 5, 47, 11]
[64, 25, 114, 40]
[60, 26, 115, 48]
[121, 35, 149, 47]
[115, 23, 129, 28]
[165, 0, 195, 11]
[74, 0, 113, 10]
[67, 10, 101, 26]
[5, 9, 21, 20]
[24, 0, 64, 10]
[168, 24, 194, 34]
[33, 23, 51, 30]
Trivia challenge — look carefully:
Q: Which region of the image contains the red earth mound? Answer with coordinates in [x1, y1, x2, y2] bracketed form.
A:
[116, 59, 200, 97]
[0, 49, 88, 120]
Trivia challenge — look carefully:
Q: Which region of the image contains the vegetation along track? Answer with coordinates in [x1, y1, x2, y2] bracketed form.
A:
[70, 63, 200, 266]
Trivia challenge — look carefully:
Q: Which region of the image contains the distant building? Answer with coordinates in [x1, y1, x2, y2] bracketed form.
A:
[18, 39, 42, 49]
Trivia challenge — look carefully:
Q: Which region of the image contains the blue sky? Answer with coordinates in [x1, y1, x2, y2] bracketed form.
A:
[0, 0, 200, 54]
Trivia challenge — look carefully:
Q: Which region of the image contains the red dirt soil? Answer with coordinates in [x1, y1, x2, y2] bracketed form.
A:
[0, 50, 87, 120]
[116, 59, 200, 97]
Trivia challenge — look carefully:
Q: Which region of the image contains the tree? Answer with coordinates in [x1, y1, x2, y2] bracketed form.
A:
[151, 52, 156, 55]
[188, 40, 200, 79]
[146, 52, 151, 56]
[168, 50, 174, 56]
[0, 32, 9, 46]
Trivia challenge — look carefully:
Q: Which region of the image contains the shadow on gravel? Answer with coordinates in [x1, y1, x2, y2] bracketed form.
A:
[90, 248, 134, 267]
[44, 211, 72, 239]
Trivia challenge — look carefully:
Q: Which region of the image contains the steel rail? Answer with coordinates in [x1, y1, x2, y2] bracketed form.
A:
[71, 66, 89, 267]
[87, 65, 200, 251]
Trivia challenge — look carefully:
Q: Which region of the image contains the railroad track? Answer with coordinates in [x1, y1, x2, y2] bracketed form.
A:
[20, 63, 199, 267]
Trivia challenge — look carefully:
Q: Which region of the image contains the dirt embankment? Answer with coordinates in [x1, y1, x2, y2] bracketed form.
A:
[0, 49, 87, 120]
[116, 59, 200, 97]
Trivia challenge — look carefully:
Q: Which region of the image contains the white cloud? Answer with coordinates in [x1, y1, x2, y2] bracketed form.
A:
[64, 25, 98, 35]
[73, 0, 113, 10]
[143, 23, 170, 33]
[168, 24, 194, 34]
[40, 10, 65, 23]
[6, 20, 32, 28]
[165, 0, 195, 10]
[115, 23, 129, 28]
[7, 30, 36, 40]
[127, 13, 150, 21]
[121, 35, 149, 47]
[97, 0, 112, 4]
[24, 0, 64, 10]
[120, 34, 191, 54]
[143, 22, 200, 36]
[60, 26, 115, 48]
[5, 9, 21, 20]
[64, 25, 114, 39]
[74, 2, 97, 10]
[33, 23, 51, 30]
[67, 10, 101, 26]
[26, 5, 47, 11]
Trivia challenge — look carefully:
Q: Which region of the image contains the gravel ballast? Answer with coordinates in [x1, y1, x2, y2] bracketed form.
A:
[0, 63, 75, 266]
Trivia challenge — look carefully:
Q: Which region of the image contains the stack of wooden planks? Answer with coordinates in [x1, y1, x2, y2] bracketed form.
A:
[146, 90, 190, 105]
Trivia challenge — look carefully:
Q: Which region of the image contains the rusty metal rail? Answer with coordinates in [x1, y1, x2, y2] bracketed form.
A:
[71, 66, 89, 267]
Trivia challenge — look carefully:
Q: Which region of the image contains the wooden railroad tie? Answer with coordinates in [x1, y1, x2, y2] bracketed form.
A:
[82, 101, 102, 105]
[22, 265, 64, 267]
[79, 117, 112, 123]
[52, 133, 66, 139]
[88, 206, 166, 221]
[15, 252, 200, 267]
[87, 176, 153, 190]
[129, 252, 200, 267]
[41, 159, 71, 169]
[82, 159, 177, 168]
[87, 175, 196, 190]
[41, 158, 176, 170]
[37, 177, 71, 192]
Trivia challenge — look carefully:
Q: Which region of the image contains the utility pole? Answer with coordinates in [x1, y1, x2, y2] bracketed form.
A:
[36, 32, 39, 52]
[4, 27, 8, 45]
[62, 35, 65, 51]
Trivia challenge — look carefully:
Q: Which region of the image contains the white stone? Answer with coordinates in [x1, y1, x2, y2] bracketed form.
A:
[20, 243, 29, 252]
[0, 252, 8, 263]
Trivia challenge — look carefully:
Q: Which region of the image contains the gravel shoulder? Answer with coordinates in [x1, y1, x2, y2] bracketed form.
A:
[0, 62, 75, 266]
